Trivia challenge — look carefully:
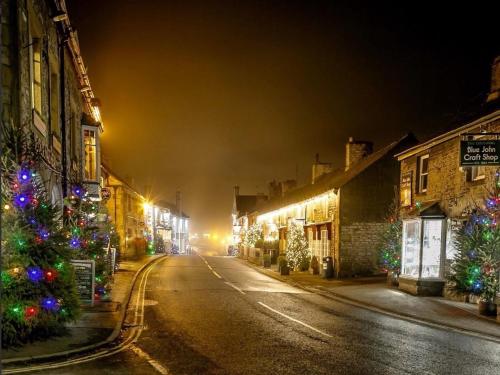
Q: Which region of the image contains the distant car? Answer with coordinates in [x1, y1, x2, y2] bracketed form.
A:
[171, 245, 179, 254]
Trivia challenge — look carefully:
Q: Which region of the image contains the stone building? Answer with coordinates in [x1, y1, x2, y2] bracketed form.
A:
[231, 186, 268, 246]
[253, 135, 417, 277]
[396, 57, 500, 296]
[1, 0, 102, 203]
[101, 164, 146, 259]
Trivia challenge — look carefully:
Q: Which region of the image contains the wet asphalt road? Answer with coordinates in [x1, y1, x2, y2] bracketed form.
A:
[27, 246, 500, 375]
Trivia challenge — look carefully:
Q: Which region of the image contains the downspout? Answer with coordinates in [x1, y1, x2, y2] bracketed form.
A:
[59, 36, 67, 197]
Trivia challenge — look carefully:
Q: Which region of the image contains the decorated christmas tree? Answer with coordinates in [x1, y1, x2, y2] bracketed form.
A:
[285, 221, 310, 271]
[1, 125, 79, 347]
[377, 197, 402, 275]
[448, 171, 500, 303]
[64, 185, 114, 301]
[244, 223, 262, 247]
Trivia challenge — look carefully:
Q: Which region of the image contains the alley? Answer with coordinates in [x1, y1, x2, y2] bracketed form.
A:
[25, 249, 500, 375]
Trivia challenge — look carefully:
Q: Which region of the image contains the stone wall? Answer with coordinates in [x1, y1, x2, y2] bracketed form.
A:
[1, 0, 85, 198]
[339, 222, 385, 277]
[400, 118, 500, 219]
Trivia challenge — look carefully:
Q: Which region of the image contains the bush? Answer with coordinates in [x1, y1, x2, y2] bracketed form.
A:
[263, 240, 279, 250]
[310, 256, 319, 274]
[263, 254, 271, 268]
[254, 238, 265, 249]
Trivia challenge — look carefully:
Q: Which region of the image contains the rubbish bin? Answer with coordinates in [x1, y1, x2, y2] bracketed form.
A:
[322, 256, 334, 279]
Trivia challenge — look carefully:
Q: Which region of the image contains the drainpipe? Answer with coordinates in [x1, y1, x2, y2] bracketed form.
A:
[59, 36, 67, 197]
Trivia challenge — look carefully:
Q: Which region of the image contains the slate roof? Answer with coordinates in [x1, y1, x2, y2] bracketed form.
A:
[157, 199, 189, 219]
[235, 195, 260, 216]
[254, 134, 416, 215]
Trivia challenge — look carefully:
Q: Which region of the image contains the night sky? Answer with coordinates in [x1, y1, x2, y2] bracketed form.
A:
[66, 0, 498, 234]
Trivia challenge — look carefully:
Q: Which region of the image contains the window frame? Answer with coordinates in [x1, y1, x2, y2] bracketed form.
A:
[417, 154, 429, 193]
[82, 125, 100, 183]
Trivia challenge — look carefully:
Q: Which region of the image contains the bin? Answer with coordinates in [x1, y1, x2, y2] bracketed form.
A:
[322, 256, 334, 279]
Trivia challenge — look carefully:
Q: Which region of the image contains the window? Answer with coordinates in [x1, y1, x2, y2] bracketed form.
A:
[468, 165, 485, 181]
[31, 38, 42, 115]
[83, 127, 98, 181]
[421, 220, 443, 278]
[417, 155, 429, 193]
[321, 229, 328, 258]
[402, 220, 421, 277]
[50, 70, 60, 139]
[400, 172, 412, 207]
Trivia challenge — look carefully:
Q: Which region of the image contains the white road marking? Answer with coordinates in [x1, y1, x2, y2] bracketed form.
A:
[130, 344, 170, 374]
[212, 270, 222, 279]
[258, 302, 333, 338]
[224, 281, 246, 294]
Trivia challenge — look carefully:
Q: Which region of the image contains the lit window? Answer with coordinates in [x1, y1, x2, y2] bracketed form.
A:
[83, 128, 97, 181]
[421, 220, 442, 278]
[402, 220, 421, 277]
[417, 155, 429, 193]
[31, 38, 42, 115]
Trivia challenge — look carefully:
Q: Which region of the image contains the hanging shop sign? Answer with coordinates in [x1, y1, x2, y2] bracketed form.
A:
[101, 187, 111, 200]
[70, 260, 95, 305]
[460, 138, 500, 166]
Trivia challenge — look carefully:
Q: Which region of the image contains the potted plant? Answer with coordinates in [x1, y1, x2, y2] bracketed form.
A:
[478, 269, 498, 316]
[278, 256, 289, 276]
[310, 256, 319, 275]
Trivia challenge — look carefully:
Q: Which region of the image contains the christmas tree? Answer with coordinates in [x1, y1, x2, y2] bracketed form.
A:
[1, 125, 79, 347]
[244, 223, 262, 247]
[377, 197, 402, 274]
[64, 185, 114, 301]
[448, 171, 500, 302]
[285, 221, 310, 271]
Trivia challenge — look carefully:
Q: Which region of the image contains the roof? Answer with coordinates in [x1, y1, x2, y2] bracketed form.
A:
[101, 163, 143, 198]
[156, 199, 189, 219]
[255, 134, 416, 215]
[235, 195, 260, 216]
[396, 108, 500, 161]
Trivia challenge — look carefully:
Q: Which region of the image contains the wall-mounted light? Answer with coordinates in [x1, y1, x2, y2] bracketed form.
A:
[52, 12, 68, 22]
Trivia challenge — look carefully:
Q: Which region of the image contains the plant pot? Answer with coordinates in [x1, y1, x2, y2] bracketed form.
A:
[387, 270, 399, 287]
[478, 300, 497, 316]
[280, 266, 289, 276]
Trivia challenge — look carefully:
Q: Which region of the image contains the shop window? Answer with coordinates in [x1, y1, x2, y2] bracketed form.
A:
[417, 155, 429, 193]
[402, 220, 421, 277]
[421, 220, 442, 278]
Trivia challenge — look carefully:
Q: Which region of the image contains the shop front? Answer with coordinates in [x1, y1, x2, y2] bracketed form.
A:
[399, 203, 448, 296]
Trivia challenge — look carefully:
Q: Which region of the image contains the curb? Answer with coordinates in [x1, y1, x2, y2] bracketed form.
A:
[2, 254, 168, 366]
[238, 258, 500, 343]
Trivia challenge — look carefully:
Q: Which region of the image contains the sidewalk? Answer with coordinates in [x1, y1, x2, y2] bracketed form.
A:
[2, 254, 164, 364]
[242, 260, 500, 340]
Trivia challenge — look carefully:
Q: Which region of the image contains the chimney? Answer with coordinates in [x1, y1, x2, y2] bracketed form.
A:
[312, 154, 333, 184]
[487, 56, 500, 103]
[345, 137, 373, 170]
[280, 180, 297, 195]
[233, 185, 240, 197]
[268, 180, 280, 199]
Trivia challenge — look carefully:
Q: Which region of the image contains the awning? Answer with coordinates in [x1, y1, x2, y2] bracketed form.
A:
[402, 201, 446, 219]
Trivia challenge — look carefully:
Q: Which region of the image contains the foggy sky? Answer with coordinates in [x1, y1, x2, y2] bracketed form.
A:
[67, 0, 498, 234]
